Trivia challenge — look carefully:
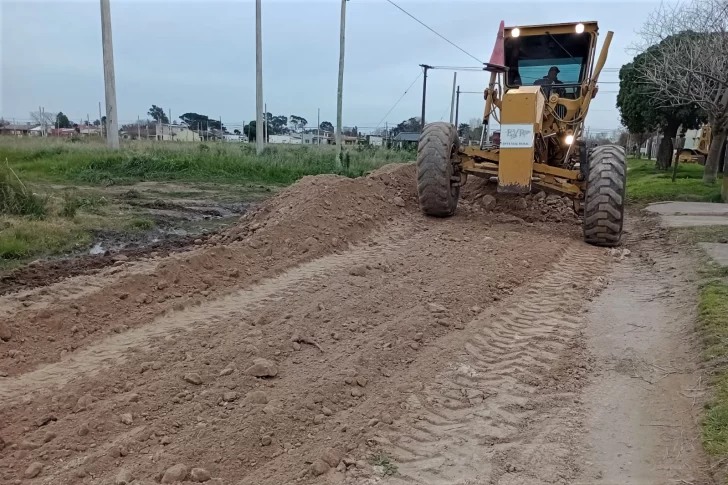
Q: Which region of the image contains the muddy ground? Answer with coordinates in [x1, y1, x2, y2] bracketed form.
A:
[0, 181, 271, 295]
[0, 164, 714, 484]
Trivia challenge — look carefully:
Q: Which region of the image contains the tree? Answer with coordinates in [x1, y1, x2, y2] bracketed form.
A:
[617, 46, 705, 169]
[635, 0, 728, 184]
[148, 105, 169, 124]
[244, 121, 257, 141]
[289, 115, 308, 132]
[233, 129, 241, 135]
[320, 121, 334, 132]
[56, 112, 71, 129]
[343, 126, 358, 137]
[268, 114, 288, 135]
[179, 113, 224, 131]
[458, 123, 471, 139]
[391, 117, 422, 136]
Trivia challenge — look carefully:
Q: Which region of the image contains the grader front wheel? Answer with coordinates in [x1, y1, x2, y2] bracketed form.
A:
[417, 122, 460, 217]
[583, 145, 627, 247]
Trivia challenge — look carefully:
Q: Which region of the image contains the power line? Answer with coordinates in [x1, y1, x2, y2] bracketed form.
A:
[385, 0, 483, 64]
[374, 70, 423, 129]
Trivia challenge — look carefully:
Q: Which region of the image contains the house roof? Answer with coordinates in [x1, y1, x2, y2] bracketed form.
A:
[393, 132, 420, 142]
[0, 124, 38, 131]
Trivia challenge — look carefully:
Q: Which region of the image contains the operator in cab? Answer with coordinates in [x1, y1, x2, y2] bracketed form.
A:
[534, 66, 565, 97]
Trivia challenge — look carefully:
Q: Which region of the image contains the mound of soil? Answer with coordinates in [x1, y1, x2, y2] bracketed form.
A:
[462, 176, 582, 226]
[0, 164, 418, 376]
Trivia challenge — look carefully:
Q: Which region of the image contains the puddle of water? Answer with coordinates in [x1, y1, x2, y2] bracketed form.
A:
[89, 242, 106, 255]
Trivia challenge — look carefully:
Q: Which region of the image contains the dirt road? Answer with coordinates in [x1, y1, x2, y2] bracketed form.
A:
[0, 164, 713, 484]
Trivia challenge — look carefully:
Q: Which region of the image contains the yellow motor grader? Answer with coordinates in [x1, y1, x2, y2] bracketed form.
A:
[416, 21, 626, 247]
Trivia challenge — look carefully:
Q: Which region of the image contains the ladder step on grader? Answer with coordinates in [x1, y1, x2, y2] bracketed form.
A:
[416, 20, 626, 247]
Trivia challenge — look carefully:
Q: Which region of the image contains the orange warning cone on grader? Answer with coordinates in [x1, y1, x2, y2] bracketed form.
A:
[416, 20, 626, 247]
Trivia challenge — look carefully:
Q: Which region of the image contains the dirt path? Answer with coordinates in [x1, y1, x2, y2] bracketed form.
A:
[0, 166, 713, 485]
[576, 219, 713, 484]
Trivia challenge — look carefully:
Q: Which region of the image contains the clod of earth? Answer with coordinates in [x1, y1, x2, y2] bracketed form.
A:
[190, 467, 212, 482]
[481, 194, 497, 210]
[261, 435, 272, 446]
[74, 394, 93, 412]
[393, 196, 405, 207]
[24, 461, 43, 478]
[311, 459, 330, 476]
[349, 264, 368, 277]
[0, 322, 12, 341]
[184, 373, 203, 385]
[321, 448, 343, 467]
[115, 469, 134, 485]
[219, 367, 234, 376]
[245, 358, 278, 378]
[161, 464, 189, 483]
[246, 390, 269, 404]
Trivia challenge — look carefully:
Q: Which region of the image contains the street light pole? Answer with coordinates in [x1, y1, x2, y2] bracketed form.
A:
[100, 0, 120, 149]
[335, 0, 347, 167]
[255, 0, 264, 154]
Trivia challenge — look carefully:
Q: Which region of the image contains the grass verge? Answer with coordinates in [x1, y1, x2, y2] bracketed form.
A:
[0, 138, 413, 186]
[700, 281, 728, 456]
[627, 158, 722, 204]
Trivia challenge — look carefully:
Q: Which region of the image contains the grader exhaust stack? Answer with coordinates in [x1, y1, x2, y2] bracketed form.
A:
[416, 20, 626, 247]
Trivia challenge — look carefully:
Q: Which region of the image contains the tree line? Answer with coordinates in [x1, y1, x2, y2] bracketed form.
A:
[617, 0, 727, 184]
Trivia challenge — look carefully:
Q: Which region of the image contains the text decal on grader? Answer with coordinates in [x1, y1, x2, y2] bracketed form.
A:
[415, 19, 627, 247]
[501, 124, 535, 148]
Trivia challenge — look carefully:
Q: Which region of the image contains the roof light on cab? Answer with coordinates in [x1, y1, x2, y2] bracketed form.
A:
[511, 27, 521, 38]
[575, 23, 585, 34]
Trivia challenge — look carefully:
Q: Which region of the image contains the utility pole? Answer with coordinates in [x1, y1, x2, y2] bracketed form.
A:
[255, 0, 264, 154]
[264, 103, 267, 142]
[137, 115, 140, 139]
[317, 108, 320, 146]
[100, 0, 120, 149]
[455, 86, 460, 128]
[98, 101, 104, 138]
[220, 116, 223, 141]
[449, 72, 457, 124]
[419, 64, 431, 131]
[335, 0, 347, 166]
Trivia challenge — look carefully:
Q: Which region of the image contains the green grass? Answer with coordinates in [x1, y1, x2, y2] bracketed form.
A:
[671, 226, 728, 245]
[699, 281, 728, 455]
[126, 217, 155, 231]
[370, 452, 398, 476]
[0, 219, 91, 262]
[0, 164, 47, 217]
[626, 158, 722, 204]
[0, 137, 413, 187]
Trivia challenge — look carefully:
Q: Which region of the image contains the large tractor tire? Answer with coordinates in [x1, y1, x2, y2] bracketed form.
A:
[583, 144, 627, 247]
[417, 122, 460, 217]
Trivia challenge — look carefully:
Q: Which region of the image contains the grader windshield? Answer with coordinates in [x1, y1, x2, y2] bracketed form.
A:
[504, 28, 596, 99]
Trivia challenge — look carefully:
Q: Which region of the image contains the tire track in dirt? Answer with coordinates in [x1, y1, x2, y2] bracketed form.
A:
[378, 245, 608, 485]
[0, 226, 414, 402]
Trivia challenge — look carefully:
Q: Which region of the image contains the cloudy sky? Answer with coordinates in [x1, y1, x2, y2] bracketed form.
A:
[2, 0, 662, 133]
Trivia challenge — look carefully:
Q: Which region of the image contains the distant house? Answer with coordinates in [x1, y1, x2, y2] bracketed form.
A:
[269, 134, 301, 144]
[340, 135, 359, 146]
[78, 125, 101, 136]
[302, 132, 331, 145]
[366, 135, 383, 147]
[0, 123, 37, 136]
[223, 133, 247, 143]
[49, 128, 76, 137]
[131, 123, 200, 142]
[392, 132, 419, 149]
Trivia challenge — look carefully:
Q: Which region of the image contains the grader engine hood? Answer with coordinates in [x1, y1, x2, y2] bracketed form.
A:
[497, 86, 546, 193]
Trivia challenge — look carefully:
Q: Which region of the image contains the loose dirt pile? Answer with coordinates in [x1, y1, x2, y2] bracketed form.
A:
[462, 176, 582, 226]
[0, 162, 596, 485]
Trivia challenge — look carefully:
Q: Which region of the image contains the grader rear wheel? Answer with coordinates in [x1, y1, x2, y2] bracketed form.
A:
[417, 122, 460, 217]
[583, 145, 627, 247]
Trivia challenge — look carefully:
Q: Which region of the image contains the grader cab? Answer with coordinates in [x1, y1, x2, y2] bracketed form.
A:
[416, 21, 626, 247]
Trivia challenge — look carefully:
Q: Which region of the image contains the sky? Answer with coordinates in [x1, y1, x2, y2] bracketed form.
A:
[1, 0, 664, 134]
